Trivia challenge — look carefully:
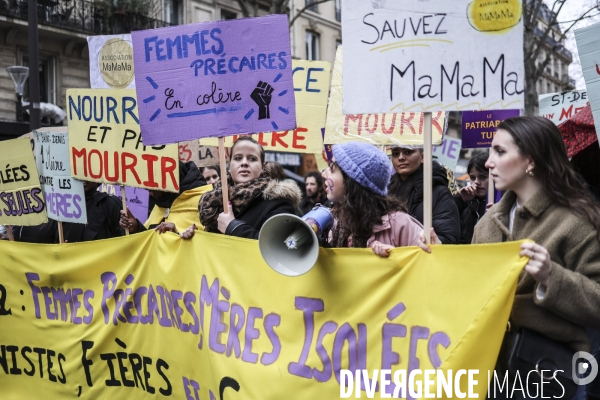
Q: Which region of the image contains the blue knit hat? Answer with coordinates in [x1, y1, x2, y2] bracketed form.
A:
[331, 142, 391, 196]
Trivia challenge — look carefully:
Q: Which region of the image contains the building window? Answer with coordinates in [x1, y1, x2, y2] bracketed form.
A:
[21, 54, 56, 105]
[164, 0, 183, 25]
[221, 9, 237, 20]
[306, 31, 320, 60]
[335, 0, 341, 21]
[306, 0, 318, 12]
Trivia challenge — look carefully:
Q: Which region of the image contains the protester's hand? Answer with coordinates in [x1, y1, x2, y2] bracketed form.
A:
[459, 185, 477, 203]
[218, 202, 235, 233]
[155, 222, 176, 234]
[180, 224, 197, 240]
[119, 209, 138, 233]
[417, 227, 442, 253]
[519, 242, 552, 286]
[371, 240, 394, 258]
[486, 203, 494, 210]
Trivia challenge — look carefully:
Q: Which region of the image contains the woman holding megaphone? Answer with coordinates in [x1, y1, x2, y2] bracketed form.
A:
[322, 142, 426, 257]
[180, 136, 301, 240]
[420, 116, 600, 399]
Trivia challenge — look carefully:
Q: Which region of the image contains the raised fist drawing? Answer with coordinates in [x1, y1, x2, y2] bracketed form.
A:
[250, 81, 274, 120]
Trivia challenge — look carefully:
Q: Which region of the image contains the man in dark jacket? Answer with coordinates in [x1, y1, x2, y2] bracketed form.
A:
[299, 171, 331, 215]
[61, 181, 124, 242]
[453, 152, 490, 244]
[388, 147, 460, 244]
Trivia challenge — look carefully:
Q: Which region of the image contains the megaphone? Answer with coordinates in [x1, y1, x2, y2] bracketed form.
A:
[259, 206, 333, 276]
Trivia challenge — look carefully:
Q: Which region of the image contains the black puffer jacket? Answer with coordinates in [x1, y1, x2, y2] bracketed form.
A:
[62, 191, 124, 242]
[225, 180, 302, 239]
[388, 161, 460, 244]
[453, 194, 487, 244]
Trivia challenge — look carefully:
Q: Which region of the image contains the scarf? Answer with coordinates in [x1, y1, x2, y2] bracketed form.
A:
[199, 170, 270, 232]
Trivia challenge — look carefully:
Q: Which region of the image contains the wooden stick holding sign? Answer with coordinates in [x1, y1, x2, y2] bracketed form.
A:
[6, 226, 14, 241]
[218, 137, 229, 206]
[423, 112, 433, 245]
[58, 222, 64, 244]
[121, 185, 129, 236]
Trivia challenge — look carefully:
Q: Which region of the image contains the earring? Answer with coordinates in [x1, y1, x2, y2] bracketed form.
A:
[526, 168, 534, 177]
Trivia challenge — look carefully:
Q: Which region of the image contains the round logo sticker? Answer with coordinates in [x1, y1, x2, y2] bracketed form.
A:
[99, 38, 135, 88]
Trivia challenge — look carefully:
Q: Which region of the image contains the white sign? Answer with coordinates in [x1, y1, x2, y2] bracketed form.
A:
[342, 0, 525, 114]
[575, 22, 600, 138]
[539, 90, 588, 125]
[432, 137, 462, 172]
[87, 34, 135, 89]
[33, 130, 87, 224]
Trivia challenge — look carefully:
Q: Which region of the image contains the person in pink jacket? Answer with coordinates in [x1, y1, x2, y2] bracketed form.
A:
[322, 142, 425, 257]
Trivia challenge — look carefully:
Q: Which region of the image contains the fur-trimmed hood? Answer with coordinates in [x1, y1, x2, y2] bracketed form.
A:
[262, 179, 302, 208]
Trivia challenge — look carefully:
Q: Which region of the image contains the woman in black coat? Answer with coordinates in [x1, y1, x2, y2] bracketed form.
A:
[387, 147, 460, 244]
[453, 152, 489, 244]
[181, 136, 301, 240]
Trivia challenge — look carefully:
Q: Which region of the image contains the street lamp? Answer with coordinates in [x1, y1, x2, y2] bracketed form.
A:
[6, 66, 29, 123]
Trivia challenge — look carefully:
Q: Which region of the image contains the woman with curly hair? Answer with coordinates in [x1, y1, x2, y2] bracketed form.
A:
[322, 142, 425, 257]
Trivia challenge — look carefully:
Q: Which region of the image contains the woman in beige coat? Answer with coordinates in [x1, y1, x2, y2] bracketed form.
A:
[422, 116, 600, 399]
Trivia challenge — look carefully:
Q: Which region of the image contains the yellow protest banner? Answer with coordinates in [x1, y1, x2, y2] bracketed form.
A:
[0, 138, 47, 225]
[200, 60, 331, 153]
[325, 47, 446, 146]
[67, 89, 180, 192]
[0, 232, 526, 399]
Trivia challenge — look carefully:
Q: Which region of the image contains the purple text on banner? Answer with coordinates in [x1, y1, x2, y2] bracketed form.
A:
[461, 110, 521, 148]
[99, 184, 150, 222]
[132, 15, 296, 146]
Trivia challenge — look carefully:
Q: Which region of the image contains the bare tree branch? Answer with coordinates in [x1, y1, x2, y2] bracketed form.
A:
[273, 0, 290, 13]
[288, 0, 333, 27]
[236, 0, 251, 17]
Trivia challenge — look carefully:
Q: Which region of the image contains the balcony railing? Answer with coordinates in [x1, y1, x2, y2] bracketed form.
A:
[533, 27, 573, 60]
[0, 0, 173, 36]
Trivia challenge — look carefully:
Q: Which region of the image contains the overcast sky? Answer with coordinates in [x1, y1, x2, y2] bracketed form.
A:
[554, 0, 600, 90]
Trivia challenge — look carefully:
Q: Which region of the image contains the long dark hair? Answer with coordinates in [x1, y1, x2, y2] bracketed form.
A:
[331, 163, 407, 248]
[498, 116, 600, 234]
[467, 152, 488, 175]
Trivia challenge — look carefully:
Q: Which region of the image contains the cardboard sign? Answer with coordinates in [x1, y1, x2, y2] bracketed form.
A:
[0, 139, 47, 225]
[432, 137, 462, 171]
[178, 140, 200, 166]
[342, 0, 525, 114]
[196, 145, 230, 167]
[87, 34, 136, 89]
[539, 90, 588, 125]
[325, 47, 445, 145]
[131, 15, 296, 145]
[33, 130, 87, 224]
[462, 109, 521, 148]
[99, 184, 149, 222]
[199, 60, 330, 153]
[67, 89, 180, 192]
[575, 22, 600, 138]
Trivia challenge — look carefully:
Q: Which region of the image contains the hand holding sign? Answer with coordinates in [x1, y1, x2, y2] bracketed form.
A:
[217, 202, 235, 233]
